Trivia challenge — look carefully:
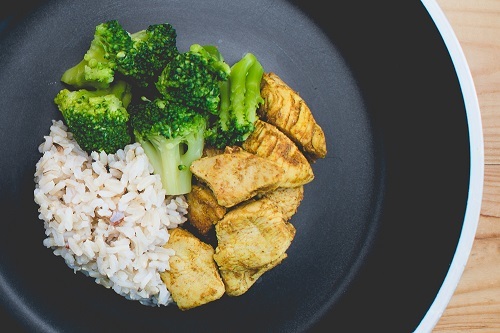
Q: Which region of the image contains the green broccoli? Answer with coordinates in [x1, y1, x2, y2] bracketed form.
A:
[53, 80, 133, 154]
[61, 20, 179, 90]
[61, 20, 134, 90]
[155, 44, 230, 116]
[120, 23, 179, 88]
[129, 98, 206, 195]
[189, 44, 231, 78]
[205, 52, 264, 148]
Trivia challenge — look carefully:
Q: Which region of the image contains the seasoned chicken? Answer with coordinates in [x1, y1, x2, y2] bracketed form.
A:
[160, 228, 225, 310]
[243, 119, 314, 187]
[213, 198, 296, 296]
[202, 145, 224, 158]
[217, 254, 287, 297]
[190, 146, 285, 208]
[186, 183, 227, 235]
[259, 72, 327, 161]
[262, 186, 304, 221]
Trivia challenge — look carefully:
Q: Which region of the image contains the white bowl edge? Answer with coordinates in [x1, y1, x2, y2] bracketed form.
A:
[415, 0, 485, 332]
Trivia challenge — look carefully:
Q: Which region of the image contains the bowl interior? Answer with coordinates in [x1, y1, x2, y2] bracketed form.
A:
[0, 1, 471, 332]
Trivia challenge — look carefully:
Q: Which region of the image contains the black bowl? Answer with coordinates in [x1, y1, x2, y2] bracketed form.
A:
[0, 0, 483, 332]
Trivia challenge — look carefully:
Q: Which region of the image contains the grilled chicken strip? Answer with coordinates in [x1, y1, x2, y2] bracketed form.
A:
[160, 228, 225, 310]
[213, 198, 296, 296]
[261, 186, 304, 221]
[186, 183, 227, 235]
[190, 146, 285, 208]
[243, 119, 314, 187]
[259, 72, 327, 161]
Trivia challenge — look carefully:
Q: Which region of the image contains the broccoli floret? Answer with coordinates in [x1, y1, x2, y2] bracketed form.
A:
[120, 23, 179, 88]
[155, 44, 230, 116]
[205, 52, 264, 148]
[130, 98, 206, 195]
[61, 20, 134, 90]
[53, 80, 133, 154]
[189, 44, 231, 79]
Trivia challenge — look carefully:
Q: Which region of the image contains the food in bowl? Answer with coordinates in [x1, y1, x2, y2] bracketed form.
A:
[33, 18, 326, 310]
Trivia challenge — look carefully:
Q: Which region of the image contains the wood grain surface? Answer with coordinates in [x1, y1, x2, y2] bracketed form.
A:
[433, 0, 500, 332]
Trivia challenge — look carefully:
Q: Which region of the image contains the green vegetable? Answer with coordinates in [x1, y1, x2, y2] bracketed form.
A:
[129, 98, 206, 195]
[53, 80, 133, 154]
[205, 52, 264, 148]
[61, 20, 134, 90]
[155, 44, 230, 116]
[128, 44, 229, 195]
[56, 19, 266, 195]
[121, 23, 179, 88]
[189, 44, 231, 79]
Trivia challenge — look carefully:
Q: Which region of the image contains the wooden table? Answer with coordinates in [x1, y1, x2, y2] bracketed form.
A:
[433, 0, 500, 331]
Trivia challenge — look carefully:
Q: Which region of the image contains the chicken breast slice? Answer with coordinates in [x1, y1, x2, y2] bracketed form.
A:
[261, 186, 304, 221]
[259, 72, 327, 161]
[213, 198, 296, 296]
[186, 183, 227, 236]
[243, 119, 314, 187]
[190, 146, 285, 208]
[218, 254, 287, 296]
[160, 228, 225, 310]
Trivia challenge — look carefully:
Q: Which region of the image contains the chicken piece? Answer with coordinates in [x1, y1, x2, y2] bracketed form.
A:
[259, 72, 327, 161]
[202, 145, 224, 158]
[213, 198, 296, 296]
[190, 146, 285, 208]
[186, 183, 227, 235]
[243, 119, 314, 187]
[160, 228, 225, 310]
[262, 186, 304, 221]
[218, 253, 287, 297]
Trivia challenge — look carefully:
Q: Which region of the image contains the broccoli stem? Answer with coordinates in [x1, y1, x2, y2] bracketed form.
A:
[147, 136, 194, 195]
[180, 129, 205, 170]
[108, 80, 132, 107]
[218, 79, 231, 131]
[136, 125, 205, 196]
[244, 60, 264, 125]
[60, 60, 88, 88]
[229, 53, 257, 127]
[204, 52, 265, 148]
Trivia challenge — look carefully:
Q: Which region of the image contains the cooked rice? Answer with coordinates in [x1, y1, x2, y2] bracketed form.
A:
[33, 120, 188, 306]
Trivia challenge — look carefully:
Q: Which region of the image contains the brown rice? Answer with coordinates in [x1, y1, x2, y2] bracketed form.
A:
[33, 120, 188, 306]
